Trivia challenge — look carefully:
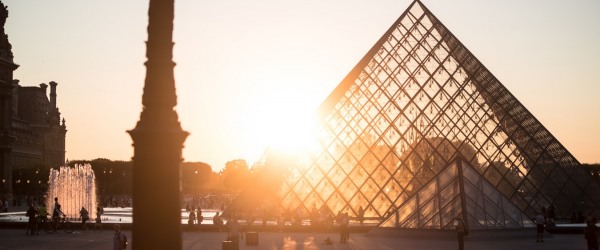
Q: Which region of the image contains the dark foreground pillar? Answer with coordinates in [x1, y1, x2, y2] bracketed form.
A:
[129, 0, 188, 249]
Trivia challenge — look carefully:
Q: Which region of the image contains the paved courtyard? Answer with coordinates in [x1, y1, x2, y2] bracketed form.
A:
[0, 227, 589, 250]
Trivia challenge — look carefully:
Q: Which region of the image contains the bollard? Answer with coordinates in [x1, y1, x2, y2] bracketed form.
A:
[246, 232, 259, 245]
[222, 240, 239, 250]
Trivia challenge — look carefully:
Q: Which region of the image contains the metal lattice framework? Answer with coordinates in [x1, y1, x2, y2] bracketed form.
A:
[250, 0, 600, 229]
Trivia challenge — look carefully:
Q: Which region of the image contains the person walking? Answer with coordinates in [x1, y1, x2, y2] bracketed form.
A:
[93, 206, 103, 232]
[339, 212, 349, 243]
[113, 224, 127, 250]
[196, 207, 203, 225]
[585, 217, 599, 250]
[213, 211, 223, 231]
[227, 216, 240, 244]
[535, 212, 546, 242]
[93, 213, 103, 231]
[25, 205, 39, 236]
[53, 197, 59, 213]
[80, 207, 90, 230]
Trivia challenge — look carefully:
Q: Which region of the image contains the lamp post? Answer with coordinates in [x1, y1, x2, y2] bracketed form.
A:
[103, 169, 106, 193]
[16, 171, 22, 206]
[218, 170, 222, 192]
[26, 179, 30, 205]
[194, 170, 198, 199]
[109, 169, 112, 198]
[34, 169, 39, 204]
[122, 170, 126, 196]
[15, 178, 20, 206]
[37, 180, 41, 204]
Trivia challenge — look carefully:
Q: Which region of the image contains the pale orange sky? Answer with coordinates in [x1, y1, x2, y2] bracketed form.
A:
[4, 0, 600, 170]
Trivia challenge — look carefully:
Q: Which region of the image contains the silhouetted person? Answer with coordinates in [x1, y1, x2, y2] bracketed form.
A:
[0, 198, 6, 212]
[293, 206, 302, 226]
[339, 212, 349, 243]
[535, 212, 545, 242]
[227, 216, 240, 245]
[357, 206, 365, 225]
[541, 206, 547, 220]
[310, 205, 319, 228]
[52, 197, 64, 222]
[25, 205, 39, 236]
[80, 207, 89, 230]
[585, 217, 599, 250]
[52, 204, 65, 232]
[262, 208, 268, 227]
[213, 211, 223, 230]
[283, 208, 292, 226]
[547, 206, 556, 226]
[94, 205, 104, 231]
[113, 224, 127, 250]
[37, 204, 48, 224]
[196, 208, 203, 225]
[188, 210, 196, 227]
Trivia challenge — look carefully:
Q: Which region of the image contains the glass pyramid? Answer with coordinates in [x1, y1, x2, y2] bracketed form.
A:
[241, 0, 600, 228]
[380, 156, 534, 230]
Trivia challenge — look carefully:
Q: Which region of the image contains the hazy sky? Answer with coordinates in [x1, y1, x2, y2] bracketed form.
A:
[4, 0, 599, 170]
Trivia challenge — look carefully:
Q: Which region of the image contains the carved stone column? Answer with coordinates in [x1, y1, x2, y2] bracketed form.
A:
[129, 0, 188, 249]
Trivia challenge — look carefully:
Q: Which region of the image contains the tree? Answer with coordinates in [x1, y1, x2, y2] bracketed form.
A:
[181, 162, 212, 194]
[222, 159, 250, 191]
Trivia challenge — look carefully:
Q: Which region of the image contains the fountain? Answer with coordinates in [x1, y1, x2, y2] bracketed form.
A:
[45, 164, 97, 220]
[0, 163, 231, 225]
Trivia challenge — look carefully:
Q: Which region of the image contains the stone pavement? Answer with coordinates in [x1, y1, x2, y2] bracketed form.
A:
[0, 227, 589, 250]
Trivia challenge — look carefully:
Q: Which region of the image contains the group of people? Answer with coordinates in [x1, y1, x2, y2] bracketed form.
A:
[187, 207, 204, 226]
[535, 207, 599, 249]
[80, 203, 105, 231]
[23, 197, 125, 249]
[24, 197, 66, 235]
[23, 197, 105, 235]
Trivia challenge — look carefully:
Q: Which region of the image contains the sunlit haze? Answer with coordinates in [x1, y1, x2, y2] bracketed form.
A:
[4, 0, 599, 170]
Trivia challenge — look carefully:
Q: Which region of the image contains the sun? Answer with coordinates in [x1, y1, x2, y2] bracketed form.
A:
[241, 95, 320, 161]
[264, 110, 319, 154]
[237, 79, 324, 163]
[232, 52, 331, 163]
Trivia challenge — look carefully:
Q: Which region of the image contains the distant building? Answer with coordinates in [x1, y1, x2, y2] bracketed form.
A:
[0, 1, 66, 202]
[11, 81, 67, 169]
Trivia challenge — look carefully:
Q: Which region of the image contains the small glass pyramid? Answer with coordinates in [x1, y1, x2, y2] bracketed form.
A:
[380, 156, 534, 230]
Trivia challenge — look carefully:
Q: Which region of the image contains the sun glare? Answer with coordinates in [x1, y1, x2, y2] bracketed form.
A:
[266, 112, 319, 154]
[228, 48, 332, 164]
[242, 98, 320, 161]
[239, 77, 322, 163]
